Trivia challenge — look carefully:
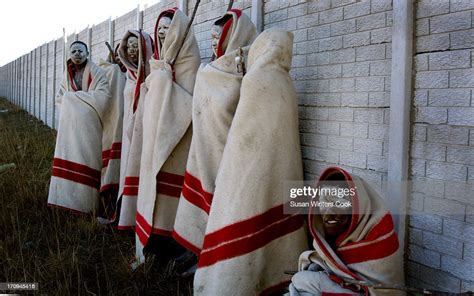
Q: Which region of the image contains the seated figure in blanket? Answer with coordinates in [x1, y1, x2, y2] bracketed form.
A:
[288, 166, 405, 296]
[48, 41, 110, 214]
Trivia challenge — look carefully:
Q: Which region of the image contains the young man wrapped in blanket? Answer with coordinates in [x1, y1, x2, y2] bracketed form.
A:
[172, 8, 258, 260]
[193, 29, 309, 296]
[135, 7, 200, 264]
[96, 43, 127, 219]
[288, 166, 405, 296]
[48, 41, 110, 213]
[115, 30, 153, 230]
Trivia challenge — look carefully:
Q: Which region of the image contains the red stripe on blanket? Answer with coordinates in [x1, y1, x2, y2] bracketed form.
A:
[366, 213, 395, 240]
[198, 214, 304, 268]
[136, 222, 149, 245]
[157, 183, 182, 198]
[172, 230, 201, 255]
[152, 228, 172, 237]
[53, 158, 101, 180]
[322, 293, 359, 296]
[181, 171, 213, 213]
[125, 176, 139, 185]
[123, 186, 138, 196]
[52, 167, 100, 189]
[337, 230, 399, 265]
[136, 211, 152, 233]
[47, 203, 88, 215]
[116, 225, 135, 231]
[203, 204, 291, 249]
[157, 171, 184, 186]
[260, 280, 291, 296]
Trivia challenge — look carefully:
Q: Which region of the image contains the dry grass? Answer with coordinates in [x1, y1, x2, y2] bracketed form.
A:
[0, 98, 192, 295]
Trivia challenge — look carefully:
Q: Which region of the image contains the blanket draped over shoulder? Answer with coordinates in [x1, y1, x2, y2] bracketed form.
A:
[289, 167, 405, 296]
[97, 60, 126, 194]
[172, 9, 258, 255]
[194, 29, 308, 296]
[135, 8, 200, 262]
[48, 59, 109, 213]
[116, 30, 153, 229]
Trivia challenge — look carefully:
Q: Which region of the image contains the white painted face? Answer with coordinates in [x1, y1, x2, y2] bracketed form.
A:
[69, 43, 88, 65]
[211, 24, 223, 56]
[127, 36, 139, 65]
[157, 16, 172, 43]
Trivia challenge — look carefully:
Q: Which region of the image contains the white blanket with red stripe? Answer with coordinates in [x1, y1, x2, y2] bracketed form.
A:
[288, 167, 404, 296]
[116, 30, 153, 229]
[135, 8, 200, 261]
[48, 59, 109, 213]
[172, 9, 257, 255]
[97, 60, 126, 193]
[194, 29, 308, 296]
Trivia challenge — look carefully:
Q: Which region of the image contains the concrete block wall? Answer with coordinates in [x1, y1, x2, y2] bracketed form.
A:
[0, 0, 472, 292]
[407, 0, 474, 292]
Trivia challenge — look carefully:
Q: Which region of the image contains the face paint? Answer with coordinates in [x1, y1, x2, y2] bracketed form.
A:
[69, 43, 88, 65]
[157, 16, 172, 43]
[211, 24, 223, 57]
[127, 36, 139, 65]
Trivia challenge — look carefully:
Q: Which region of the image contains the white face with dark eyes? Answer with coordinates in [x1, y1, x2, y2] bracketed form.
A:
[211, 24, 223, 56]
[69, 43, 88, 65]
[158, 16, 172, 43]
[126, 36, 139, 65]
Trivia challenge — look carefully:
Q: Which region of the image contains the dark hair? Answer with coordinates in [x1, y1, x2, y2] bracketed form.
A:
[70, 40, 88, 52]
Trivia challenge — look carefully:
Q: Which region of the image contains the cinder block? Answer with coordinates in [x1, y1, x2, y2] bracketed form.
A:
[414, 90, 429, 106]
[342, 62, 370, 77]
[414, 54, 429, 71]
[423, 230, 464, 257]
[408, 227, 424, 245]
[427, 161, 468, 181]
[288, 3, 308, 18]
[409, 192, 425, 212]
[319, 7, 343, 25]
[429, 89, 471, 107]
[329, 78, 355, 92]
[450, 29, 474, 49]
[415, 107, 448, 124]
[367, 154, 387, 172]
[441, 255, 474, 281]
[297, 12, 319, 29]
[354, 138, 383, 155]
[449, 69, 474, 88]
[355, 76, 385, 91]
[339, 150, 367, 168]
[314, 120, 340, 135]
[307, 52, 329, 66]
[330, 19, 356, 36]
[327, 135, 354, 150]
[429, 50, 471, 70]
[327, 107, 354, 121]
[411, 158, 427, 176]
[355, 44, 386, 61]
[409, 213, 443, 233]
[356, 12, 386, 32]
[450, 0, 474, 12]
[328, 48, 356, 63]
[408, 244, 441, 268]
[338, 78, 369, 97]
[407, 261, 462, 292]
[415, 71, 449, 89]
[368, 92, 390, 107]
[353, 108, 384, 123]
[411, 142, 447, 161]
[308, 25, 331, 40]
[332, 0, 357, 8]
[427, 125, 470, 145]
[371, 27, 392, 44]
[448, 108, 474, 126]
[340, 121, 368, 138]
[444, 181, 474, 204]
[308, 0, 331, 13]
[424, 196, 466, 221]
[447, 145, 474, 166]
[371, 0, 392, 13]
[302, 146, 340, 163]
[416, 34, 450, 53]
[416, 19, 430, 36]
[416, 0, 450, 18]
[319, 36, 343, 51]
[430, 11, 472, 34]
[301, 133, 328, 148]
[342, 31, 371, 48]
[343, 0, 370, 19]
